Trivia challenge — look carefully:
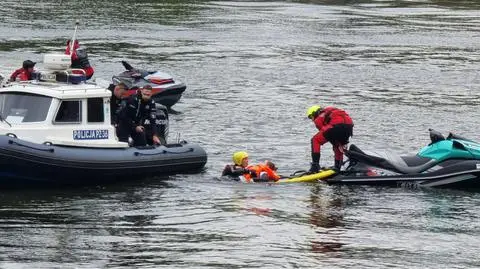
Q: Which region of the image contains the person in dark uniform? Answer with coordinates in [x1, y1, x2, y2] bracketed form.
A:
[108, 82, 127, 125]
[116, 85, 161, 146]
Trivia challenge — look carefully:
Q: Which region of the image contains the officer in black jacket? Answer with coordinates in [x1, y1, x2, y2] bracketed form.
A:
[116, 85, 161, 146]
[108, 82, 127, 125]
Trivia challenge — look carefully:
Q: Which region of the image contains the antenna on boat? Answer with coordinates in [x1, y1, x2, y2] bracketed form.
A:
[70, 20, 80, 57]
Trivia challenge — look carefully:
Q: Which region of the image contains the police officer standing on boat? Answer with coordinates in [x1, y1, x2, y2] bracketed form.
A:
[109, 82, 127, 125]
[116, 85, 162, 146]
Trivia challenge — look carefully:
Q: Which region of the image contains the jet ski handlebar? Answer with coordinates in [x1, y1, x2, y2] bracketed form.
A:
[429, 128, 477, 144]
[428, 128, 445, 144]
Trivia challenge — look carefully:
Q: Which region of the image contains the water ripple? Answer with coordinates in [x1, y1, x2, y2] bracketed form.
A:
[1, 0, 480, 268]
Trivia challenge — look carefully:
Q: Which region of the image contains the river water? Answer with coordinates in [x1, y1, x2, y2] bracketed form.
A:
[1, 0, 480, 268]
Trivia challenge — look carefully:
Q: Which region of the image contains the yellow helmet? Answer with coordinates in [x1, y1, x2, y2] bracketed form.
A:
[306, 105, 322, 119]
[233, 151, 248, 165]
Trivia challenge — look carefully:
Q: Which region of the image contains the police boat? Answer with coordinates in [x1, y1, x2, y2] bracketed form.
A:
[0, 54, 207, 188]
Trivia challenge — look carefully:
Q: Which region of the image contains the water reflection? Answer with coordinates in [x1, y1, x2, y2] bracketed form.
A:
[229, 190, 274, 216]
[422, 188, 480, 227]
[307, 185, 346, 254]
[308, 185, 345, 229]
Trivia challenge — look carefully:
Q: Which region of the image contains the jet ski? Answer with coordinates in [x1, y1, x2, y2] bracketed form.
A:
[325, 129, 480, 190]
[110, 61, 186, 109]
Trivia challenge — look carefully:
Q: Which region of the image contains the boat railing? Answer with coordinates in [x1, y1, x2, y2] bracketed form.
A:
[3, 68, 88, 87]
[37, 68, 87, 84]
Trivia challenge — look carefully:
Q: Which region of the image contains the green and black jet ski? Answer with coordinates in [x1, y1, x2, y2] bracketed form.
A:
[325, 129, 480, 190]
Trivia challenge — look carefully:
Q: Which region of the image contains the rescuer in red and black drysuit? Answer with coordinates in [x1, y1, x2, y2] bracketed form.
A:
[306, 105, 354, 173]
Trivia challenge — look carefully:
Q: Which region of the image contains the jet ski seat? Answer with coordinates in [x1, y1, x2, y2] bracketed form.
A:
[346, 144, 438, 174]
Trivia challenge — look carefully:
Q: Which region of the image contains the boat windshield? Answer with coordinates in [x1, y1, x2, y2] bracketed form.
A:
[0, 92, 52, 123]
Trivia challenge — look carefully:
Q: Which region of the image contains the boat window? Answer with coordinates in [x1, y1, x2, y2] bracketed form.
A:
[87, 98, 104, 123]
[0, 92, 52, 123]
[55, 100, 82, 123]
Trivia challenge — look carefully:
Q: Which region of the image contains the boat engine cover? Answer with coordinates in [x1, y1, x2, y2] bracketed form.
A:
[44, 54, 71, 70]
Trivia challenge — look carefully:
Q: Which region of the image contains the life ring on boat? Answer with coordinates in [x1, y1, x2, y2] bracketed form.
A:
[43, 141, 53, 146]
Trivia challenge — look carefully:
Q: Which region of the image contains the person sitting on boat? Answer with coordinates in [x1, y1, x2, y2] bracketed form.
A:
[108, 82, 127, 125]
[8, 60, 37, 82]
[306, 105, 354, 173]
[116, 85, 161, 146]
[65, 39, 94, 79]
[222, 152, 280, 183]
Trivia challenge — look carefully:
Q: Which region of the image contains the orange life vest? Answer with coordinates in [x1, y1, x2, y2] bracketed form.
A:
[247, 164, 280, 182]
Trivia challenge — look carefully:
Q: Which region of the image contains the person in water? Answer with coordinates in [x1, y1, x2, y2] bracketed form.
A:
[222, 151, 280, 183]
[9, 60, 37, 82]
[306, 105, 354, 173]
[65, 39, 94, 79]
[222, 151, 256, 178]
[116, 85, 161, 146]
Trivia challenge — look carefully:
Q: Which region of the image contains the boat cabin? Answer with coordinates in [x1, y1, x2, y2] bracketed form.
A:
[0, 54, 128, 148]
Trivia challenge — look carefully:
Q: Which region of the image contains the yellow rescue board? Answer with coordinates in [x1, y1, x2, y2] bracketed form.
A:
[276, 169, 336, 184]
